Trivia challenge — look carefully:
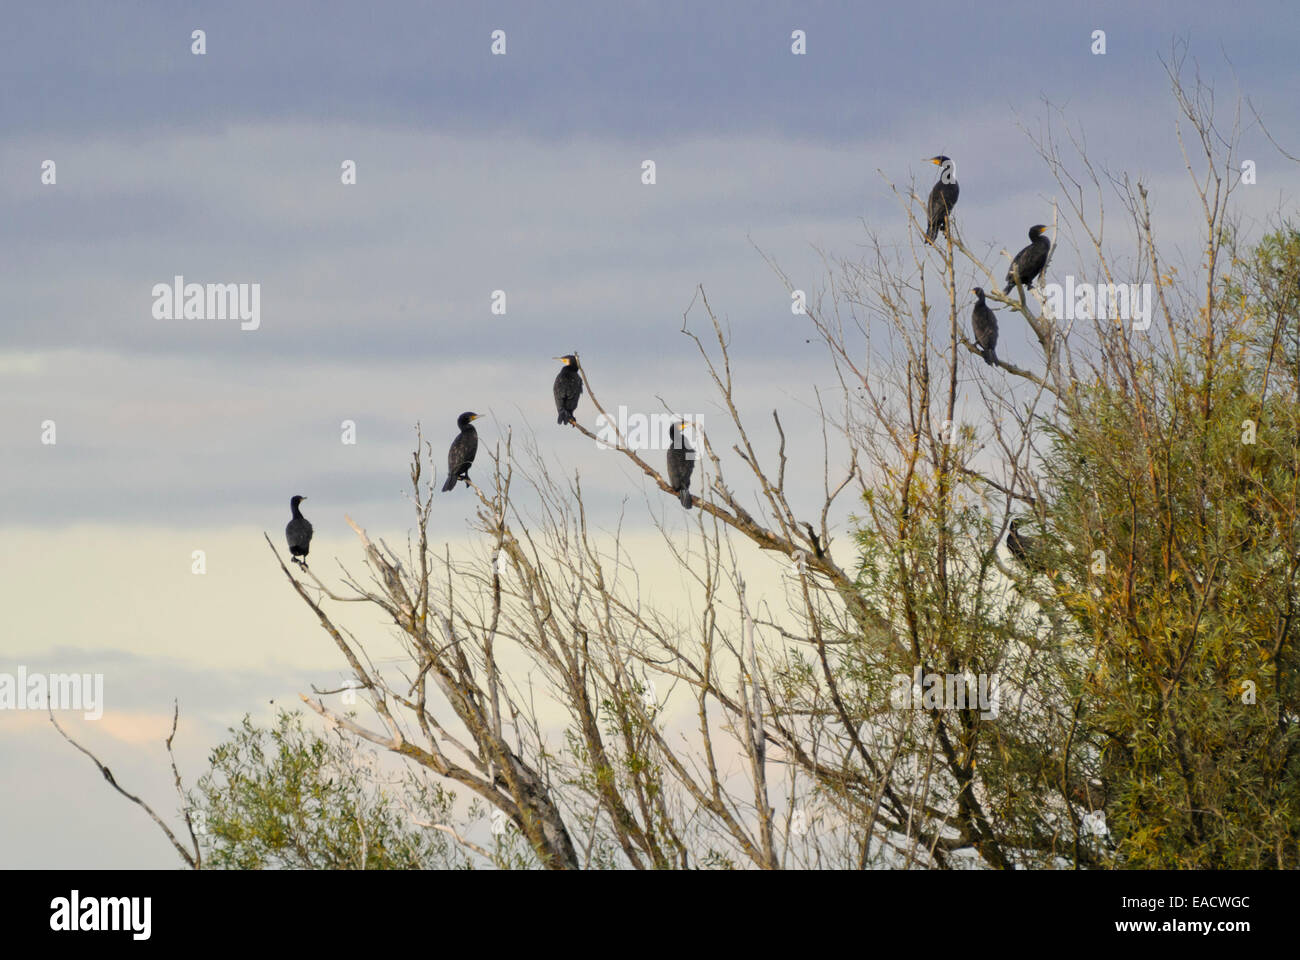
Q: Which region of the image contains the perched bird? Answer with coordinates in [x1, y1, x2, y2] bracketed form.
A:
[971, 287, 999, 366]
[286, 495, 313, 567]
[441, 412, 481, 492]
[924, 155, 959, 243]
[1004, 225, 1051, 293]
[666, 421, 695, 509]
[553, 354, 583, 426]
[1006, 519, 1038, 568]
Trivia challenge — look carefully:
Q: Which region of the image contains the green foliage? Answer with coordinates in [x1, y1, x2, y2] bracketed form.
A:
[191, 711, 467, 870]
[1035, 229, 1300, 867]
[834, 229, 1300, 868]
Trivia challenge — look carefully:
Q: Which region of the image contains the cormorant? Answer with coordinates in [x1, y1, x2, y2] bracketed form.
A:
[971, 287, 999, 366]
[666, 421, 695, 509]
[553, 354, 582, 426]
[441, 412, 481, 492]
[924, 156, 959, 243]
[1004, 225, 1051, 293]
[1006, 519, 1038, 567]
[286, 495, 313, 567]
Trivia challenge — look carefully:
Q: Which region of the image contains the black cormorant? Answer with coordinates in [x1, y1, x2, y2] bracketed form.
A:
[286, 495, 313, 567]
[553, 354, 582, 426]
[441, 412, 481, 492]
[971, 287, 998, 366]
[1007, 519, 1038, 567]
[666, 421, 695, 509]
[1004, 225, 1051, 293]
[924, 156, 959, 243]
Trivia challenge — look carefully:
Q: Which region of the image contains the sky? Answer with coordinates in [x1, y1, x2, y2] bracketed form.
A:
[3, 1, 1299, 868]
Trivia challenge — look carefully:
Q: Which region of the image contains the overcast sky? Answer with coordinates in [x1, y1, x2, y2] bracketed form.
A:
[3, 1, 1299, 868]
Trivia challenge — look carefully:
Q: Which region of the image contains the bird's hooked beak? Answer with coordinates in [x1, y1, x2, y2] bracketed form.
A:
[926, 157, 942, 165]
[470, 414, 482, 421]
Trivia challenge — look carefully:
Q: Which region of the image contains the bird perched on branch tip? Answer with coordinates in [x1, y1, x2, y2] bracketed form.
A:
[286, 495, 313, 567]
[442, 413, 481, 492]
[1004, 224, 1051, 294]
[971, 287, 999, 366]
[553, 354, 582, 426]
[924, 155, 959, 243]
[667, 421, 695, 509]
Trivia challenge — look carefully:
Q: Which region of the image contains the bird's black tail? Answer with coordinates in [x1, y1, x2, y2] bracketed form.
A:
[679, 488, 693, 509]
[441, 474, 457, 492]
[926, 221, 938, 243]
[984, 347, 996, 366]
[1003, 279, 1015, 294]
[558, 412, 574, 426]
